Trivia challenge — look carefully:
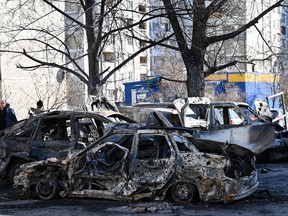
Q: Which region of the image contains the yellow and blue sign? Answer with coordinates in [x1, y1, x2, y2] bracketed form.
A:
[206, 72, 279, 108]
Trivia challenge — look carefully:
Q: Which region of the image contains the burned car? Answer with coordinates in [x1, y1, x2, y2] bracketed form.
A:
[14, 126, 263, 203]
[145, 97, 275, 155]
[0, 110, 112, 183]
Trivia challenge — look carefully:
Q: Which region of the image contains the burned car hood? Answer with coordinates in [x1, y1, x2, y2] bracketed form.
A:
[191, 123, 275, 155]
[147, 107, 275, 155]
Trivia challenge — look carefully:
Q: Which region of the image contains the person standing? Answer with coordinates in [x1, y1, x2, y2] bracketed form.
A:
[35, 100, 44, 114]
[0, 99, 17, 130]
[28, 99, 44, 117]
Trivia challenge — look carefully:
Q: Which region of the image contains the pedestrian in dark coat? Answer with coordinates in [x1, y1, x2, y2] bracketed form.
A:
[0, 99, 17, 130]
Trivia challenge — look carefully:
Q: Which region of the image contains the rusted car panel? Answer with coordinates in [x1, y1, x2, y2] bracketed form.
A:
[14, 127, 262, 203]
[178, 151, 258, 203]
[194, 123, 275, 155]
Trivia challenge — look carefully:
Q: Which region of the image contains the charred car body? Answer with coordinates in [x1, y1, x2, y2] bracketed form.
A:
[146, 97, 275, 155]
[0, 110, 112, 182]
[121, 97, 275, 162]
[15, 125, 267, 203]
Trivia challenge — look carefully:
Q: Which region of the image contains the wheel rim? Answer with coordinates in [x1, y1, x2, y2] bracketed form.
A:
[172, 182, 194, 202]
[36, 180, 58, 200]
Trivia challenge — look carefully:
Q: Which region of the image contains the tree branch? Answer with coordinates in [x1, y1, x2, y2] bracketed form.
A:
[43, 0, 86, 28]
[19, 49, 89, 85]
[207, 0, 284, 44]
[204, 60, 238, 77]
[101, 33, 175, 84]
[160, 76, 186, 83]
[162, 0, 189, 55]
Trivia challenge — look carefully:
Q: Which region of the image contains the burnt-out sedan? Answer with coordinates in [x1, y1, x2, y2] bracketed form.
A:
[0, 110, 112, 183]
[14, 127, 260, 203]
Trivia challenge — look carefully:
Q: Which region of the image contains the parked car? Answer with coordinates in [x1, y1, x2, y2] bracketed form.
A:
[160, 97, 275, 155]
[14, 126, 263, 203]
[0, 110, 113, 183]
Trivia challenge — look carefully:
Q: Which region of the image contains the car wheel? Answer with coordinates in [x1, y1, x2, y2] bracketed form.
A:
[171, 182, 198, 203]
[36, 180, 59, 200]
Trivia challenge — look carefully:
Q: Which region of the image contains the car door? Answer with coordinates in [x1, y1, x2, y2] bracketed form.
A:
[31, 117, 73, 160]
[86, 142, 129, 182]
[73, 114, 108, 147]
[129, 130, 176, 191]
[209, 104, 247, 130]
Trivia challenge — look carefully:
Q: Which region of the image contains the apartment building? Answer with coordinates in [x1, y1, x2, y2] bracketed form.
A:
[100, 0, 151, 102]
[0, 0, 151, 119]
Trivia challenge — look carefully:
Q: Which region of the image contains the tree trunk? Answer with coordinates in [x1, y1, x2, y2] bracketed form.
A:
[185, 40, 206, 97]
[186, 62, 205, 97]
[88, 58, 101, 96]
[184, 1, 207, 97]
[85, 0, 101, 96]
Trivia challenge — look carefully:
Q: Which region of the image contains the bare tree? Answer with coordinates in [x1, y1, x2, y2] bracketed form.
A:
[0, 0, 163, 99]
[157, 0, 285, 97]
[150, 48, 187, 100]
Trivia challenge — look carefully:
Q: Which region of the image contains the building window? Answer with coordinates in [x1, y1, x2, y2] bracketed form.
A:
[140, 41, 146, 48]
[127, 36, 133, 45]
[139, 22, 146, 29]
[127, 1, 133, 10]
[140, 74, 146, 80]
[139, 5, 146, 12]
[152, 22, 159, 32]
[164, 23, 169, 31]
[140, 56, 147, 64]
[106, 0, 115, 8]
[103, 52, 116, 62]
[281, 26, 286, 35]
[127, 18, 133, 26]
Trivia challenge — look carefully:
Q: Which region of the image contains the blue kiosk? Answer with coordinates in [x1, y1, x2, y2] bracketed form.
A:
[123, 77, 161, 106]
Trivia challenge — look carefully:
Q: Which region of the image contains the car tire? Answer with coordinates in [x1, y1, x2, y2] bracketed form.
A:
[171, 182, 198, 203]
[36, 180, 59, 200]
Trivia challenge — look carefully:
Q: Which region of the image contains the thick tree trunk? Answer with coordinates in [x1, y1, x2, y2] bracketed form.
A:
[182, 1, 207, 98]
[85, 0, 102, 96]
[185, 39, 206, 97]
[186, 63, 205, 97]
[88, 58, 102, 96]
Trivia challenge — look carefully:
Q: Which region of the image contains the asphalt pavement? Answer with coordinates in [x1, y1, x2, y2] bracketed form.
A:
[0, 161, 288, 215]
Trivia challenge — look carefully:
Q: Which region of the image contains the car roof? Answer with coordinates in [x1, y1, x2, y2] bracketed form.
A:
[28, 110, 112, 121]
[3, 110, 113, 133]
